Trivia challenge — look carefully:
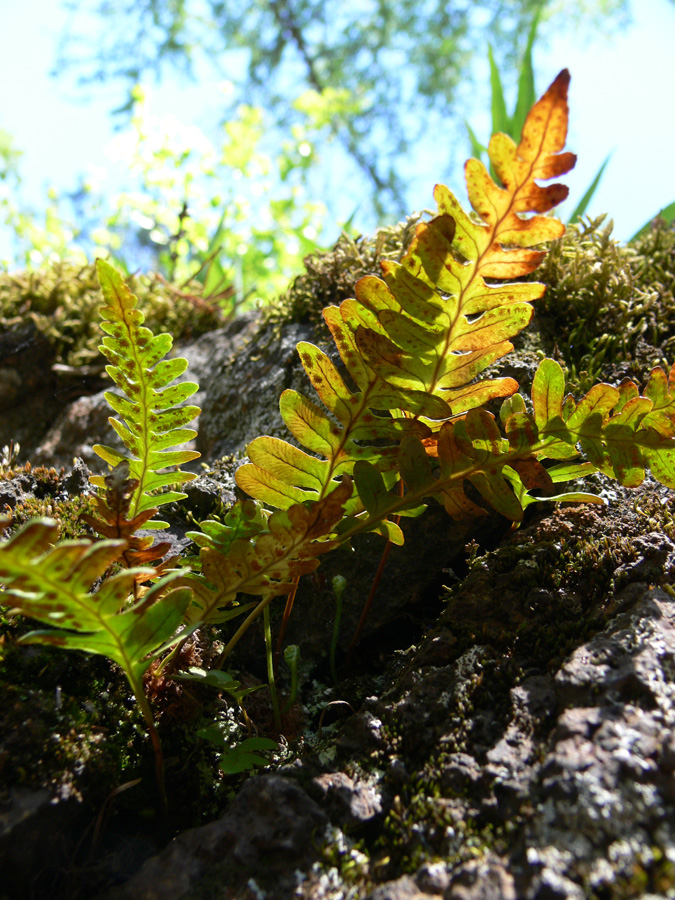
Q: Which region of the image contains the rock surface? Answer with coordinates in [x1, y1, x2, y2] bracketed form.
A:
[101, 775, 329, 900]
[12, 482, 667, 900]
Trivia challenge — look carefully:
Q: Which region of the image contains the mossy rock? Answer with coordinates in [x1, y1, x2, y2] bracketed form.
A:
[0, 259, 222, 371]
[263, 214, 424, 334]
[536, 214, 675, 392]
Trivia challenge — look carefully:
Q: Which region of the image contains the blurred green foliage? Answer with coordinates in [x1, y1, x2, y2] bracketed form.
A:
[0, 85, 353, 309]
[56, 0, 631, 223]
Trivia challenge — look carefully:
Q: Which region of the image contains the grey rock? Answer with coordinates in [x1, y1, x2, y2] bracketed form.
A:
[440, 753, 483, 795]
[415, 861, 451, 894]
[311, 771, 383, 830]
[0, 321, 92, 455]
[60, 456, 93, 496]
[0, 787, 87, 900]
[175, 470, 238, 521]
[0, 471, 37, 511]
[445, 855, 516, 900]
[21, 316, 250, 470]
[520, 588, 675, 897]
[270, 506, 502, 659]
[30, 325, 236, 470]
[349, 568, 675, 900]
[102, 775, 328, 900]
[33, 389, 115, 469]
[196, 318, 316, 460]
[613, 531, 675, 588]
[367, 874, 435, 900]
[336, 707, 385, 754]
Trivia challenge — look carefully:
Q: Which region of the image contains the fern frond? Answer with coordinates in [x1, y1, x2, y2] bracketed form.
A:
[179, 477, 353, 630]
[352, 70, 576, 425]
[0, 518, 191, 684]
[91, 259, 200, 529]
[348, 358, 675, 529]
[237, 72, 575, 531]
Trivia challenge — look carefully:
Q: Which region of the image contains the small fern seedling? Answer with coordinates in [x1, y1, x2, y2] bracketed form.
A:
[89, 259, 200, 547]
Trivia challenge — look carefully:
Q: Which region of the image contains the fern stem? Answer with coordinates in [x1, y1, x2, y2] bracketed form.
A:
[338, 433, 570, 545]
[349, 479, 404, 650]
[329, 575, 347, 683]
[129, 675, 168, 815]
[275, 575, 300, 666]
[349, 536, 394, 652]
[214, 592, 277, 669]
[283, 644, 300, 712]
[264, 606, 281, 730]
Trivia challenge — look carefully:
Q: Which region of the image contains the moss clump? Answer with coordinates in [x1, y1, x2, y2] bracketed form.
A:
[0, 260, 224, 370]
[8, 493, 97, 539]
[0, 632, 144, 801]
[263, 211, 675, 397]
[537, 216, 675, 392]
[263, 214, 424, 332]
[0, 461, 97, 540]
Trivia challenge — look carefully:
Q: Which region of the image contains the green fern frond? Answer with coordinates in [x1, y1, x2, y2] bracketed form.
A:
[346, 358, 675, 531]
[91, 258, 200, 529]
[0, 517, 191, 684]
[178, 478, 353, 639]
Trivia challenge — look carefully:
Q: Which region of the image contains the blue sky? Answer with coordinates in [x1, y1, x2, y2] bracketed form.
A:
[1, 0, 674, 250]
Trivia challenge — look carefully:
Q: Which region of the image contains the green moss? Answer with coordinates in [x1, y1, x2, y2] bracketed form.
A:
[377, 769, 502, 879]
[263, 214, 424, 332]
[8, 493, 97, 539]
[0, 260, 223, 370]
[319, 829, 373, 891]
[537, 216, 675, 392]
[588, 847, 675, 899]
[0, 632, 145, 802]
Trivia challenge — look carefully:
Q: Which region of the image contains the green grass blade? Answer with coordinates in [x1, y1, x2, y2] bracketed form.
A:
[511, 8, 541, 141]
[630, 200, 675, 242]
[568, 155, 611, 223]
[487, 44, 509, 135]
[465, 120, 487, 161]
